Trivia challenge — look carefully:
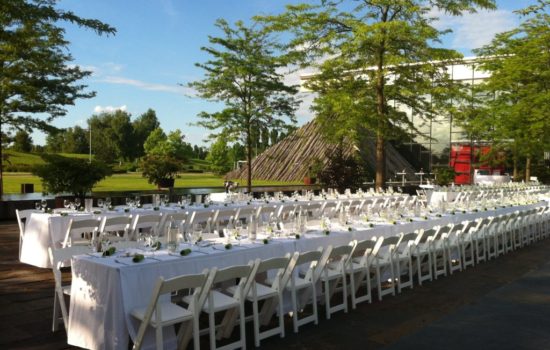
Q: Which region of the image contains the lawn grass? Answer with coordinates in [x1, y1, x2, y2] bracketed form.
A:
[3, 172, 300, 194]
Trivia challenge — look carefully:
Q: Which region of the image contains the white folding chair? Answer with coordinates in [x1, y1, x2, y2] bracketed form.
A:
[195, 264, 253, 350]
[347, 238, 381, 308]
[16, 208, 41, 259]
[288, 249, 324, 333]
[131, 270, 214, 350]
[430, 225, 450, 279]
[48, 246, 90, 332]
[320, 244, 354, 319]
[99, 215, 132, 241]
[131, 213, 163, 240]
[229, 253, 298, 347]
[445, 223, 465, 274]
[394, 232, 416, 292]
[61, 217, 101, 248]
[372, 236, 400, 301]
[412, 228, 435, 286]
[459, 220, 478, 269]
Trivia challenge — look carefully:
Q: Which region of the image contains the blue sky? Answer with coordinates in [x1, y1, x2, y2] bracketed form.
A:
[33, 0, 538, 146]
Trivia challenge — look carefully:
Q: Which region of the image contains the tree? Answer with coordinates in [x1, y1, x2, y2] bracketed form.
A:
[88, 110, 133, 163]
[32, 154, 111, 198]
[207, 136, 232, 175]
[317, 145, 368, 192]
[64, 126, 88, 154]
[132, 108, 160, 158]
[0, 0, 115, 195]
[12, 130, 33, 152]
[459, 0, 550, 181]
[258, 0, 495, 188]
[190, 19, 299, 192]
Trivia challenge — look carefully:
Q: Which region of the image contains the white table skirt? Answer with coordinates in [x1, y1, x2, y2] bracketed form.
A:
[67, 202, 541, 350]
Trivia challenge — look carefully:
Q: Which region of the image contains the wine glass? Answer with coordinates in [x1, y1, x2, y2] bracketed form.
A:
[40, 199, 47, 211]
[97, 198, 104, 209]
[105, 197, 112, 208]
[125, 197, 132, 208]
[63, 199, 71, 210]
[134, 195, 141, 208]
[74, 198, 81, 210]
[163, 195, 170, 207]
[35, 201, 41, 210]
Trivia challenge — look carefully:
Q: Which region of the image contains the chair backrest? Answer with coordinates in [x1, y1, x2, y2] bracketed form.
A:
[100, 215, 132, 237]
[186, 210, 214, 233]
[327, 244, 353, 270]
[133, 270, 210, 350]
[49, 245, 90, 271]
[293, 249, 324, 283]
[63, 218, 101, 247]
[416, 228, 436, 245]
[131, 214, 163, 238]
[159, 212, 187, 236]
[16, 209, 41, 235]
[212, 264, 254, 301]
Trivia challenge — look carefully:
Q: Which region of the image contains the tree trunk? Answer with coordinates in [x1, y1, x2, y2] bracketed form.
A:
[0, 120, 3, 198]
[375, 131, 385, 189]
[525, 157, 531, 182]
[512, 155, 518, 181]
[246, 121, 252, 194]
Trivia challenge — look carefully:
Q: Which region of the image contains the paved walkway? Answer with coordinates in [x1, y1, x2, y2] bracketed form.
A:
[386, 259, 550, 350]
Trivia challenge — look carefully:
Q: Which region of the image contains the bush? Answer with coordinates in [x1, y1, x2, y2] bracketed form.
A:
[4, 163, 34, 172]
[140, 154, 181, 185]
[434, 166, 456, 186]
[317, 146, 367, 192]
[32, 154, 112, 197]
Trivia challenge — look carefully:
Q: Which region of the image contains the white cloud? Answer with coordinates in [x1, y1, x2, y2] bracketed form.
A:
[99, 76, 196, 96]
[429, 9, 517, 51]
[93, 105, 127, 114]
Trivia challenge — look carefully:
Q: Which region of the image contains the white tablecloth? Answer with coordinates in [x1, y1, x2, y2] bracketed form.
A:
[67, 202, 542, 350]
[19, 195, 404, 268]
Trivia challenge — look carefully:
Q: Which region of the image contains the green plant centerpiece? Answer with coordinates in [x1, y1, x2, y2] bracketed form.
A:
[32, 154, 111, 198]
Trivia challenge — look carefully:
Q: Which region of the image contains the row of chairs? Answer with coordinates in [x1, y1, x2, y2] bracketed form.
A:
[47, 205, 550, 349]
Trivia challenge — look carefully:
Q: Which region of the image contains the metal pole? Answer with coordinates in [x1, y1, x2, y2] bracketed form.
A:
[89, 123, 92, 163]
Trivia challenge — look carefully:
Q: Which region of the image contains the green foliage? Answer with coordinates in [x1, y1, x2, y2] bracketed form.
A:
[207, 136, 232, 175]
[12, 130, 33, 152]
[317, 146, 367, 192]
[132, 109, 160, 158]
[88, 110, 134, 163]
[45, 126, 88, 153]
[257, 0, 495, 187]
[0, 0, 115, 195]
[456, 1, 550, 180]
[32, 154, 111, 197]
[190, 19, 299, 191]
[140, 154, 181, 185]
[434, 166, 456, 186]
[144, 128, 192, 162]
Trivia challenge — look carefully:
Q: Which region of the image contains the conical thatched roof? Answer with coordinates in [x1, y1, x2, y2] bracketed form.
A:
[226, 119, 416, 182]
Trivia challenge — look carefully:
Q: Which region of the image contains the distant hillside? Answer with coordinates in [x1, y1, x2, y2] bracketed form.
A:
[2, 150, 210, 172]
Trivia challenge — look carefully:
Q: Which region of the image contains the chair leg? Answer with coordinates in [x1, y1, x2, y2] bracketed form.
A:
[239, 302, 246, 350]
[209, 310, 216, 350]
[193, 317, 200, 350]
[291, 288, 299, 333]
[52, 295, 59, 332]
[253, 298, 260, 347]
[278, 293, 285, 338]
[156, 324, 163, 350]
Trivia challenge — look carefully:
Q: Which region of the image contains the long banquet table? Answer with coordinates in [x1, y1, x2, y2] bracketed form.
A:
[20, 195, 404, 268]
[66, 202, 543, 350]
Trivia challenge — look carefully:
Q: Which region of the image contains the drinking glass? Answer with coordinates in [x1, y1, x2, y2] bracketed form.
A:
[97, 198, 104, 209]
[163, 195, 170, 207]
[63, 199, 71, 210]
[134, 196, 141, 208]
[105, 197, 112, 208]
[74, 198, 81, 209]
[40, 199, 47, 211]
[35, 201, 41, 210]
[125, 197, 132, 208]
